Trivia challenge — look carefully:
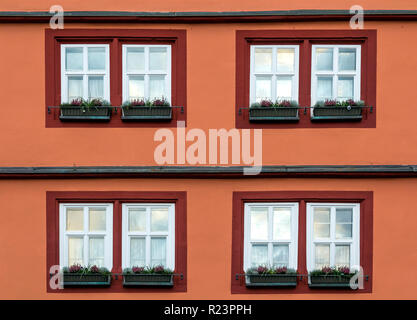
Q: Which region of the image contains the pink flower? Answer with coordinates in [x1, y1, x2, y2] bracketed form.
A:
[339, 266, 350, 274]
[324, 99, 337, 106]
[131, 99, 145, 106]
[90, 265, 99, 273]
[132, 266, 144, 274]
[345, 99, 356, 106]
[275, 266, 288, 274]
[153, 99, 167, 106]
[153, 265, 165, 273]
[321, 266, 332, 274]
[279, 100, 291, 107]
[260, 100, 273, 108]
[70, 98, 83, 106]
[257, 266, 268, 274]
[68, 264, 82, 273]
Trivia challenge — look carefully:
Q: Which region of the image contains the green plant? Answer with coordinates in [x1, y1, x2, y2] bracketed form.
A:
[62, 264, 111, 276]
[314, 99, 365, 108]
[309, 266, 357, 277]
[245, 265, 297, 275]
[60, 98, 111, 111]
[122, 97, 170, 108]
[250, 99, 299, 108]
[122, 265, 173, 275]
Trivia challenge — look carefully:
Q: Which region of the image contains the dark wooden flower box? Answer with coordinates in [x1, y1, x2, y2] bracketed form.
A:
[121, 106, 172, 121]
[246, 274, 298, 287]
[59, 106, 112, 121]
[62, 273, 111, 287]
[249, 107, 299, 121]
[312, 106, 363, 121]
[123, 274, 174, 287]
[309, 274, 355, 288]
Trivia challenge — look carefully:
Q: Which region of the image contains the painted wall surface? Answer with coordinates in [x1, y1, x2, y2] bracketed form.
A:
[0, 178, 416, 299]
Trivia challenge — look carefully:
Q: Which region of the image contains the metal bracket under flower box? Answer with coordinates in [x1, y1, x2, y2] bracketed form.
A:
[122, 273, 182, 287]
[61, 274, 112, 287]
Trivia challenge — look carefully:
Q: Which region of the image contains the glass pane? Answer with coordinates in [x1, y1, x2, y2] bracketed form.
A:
[68, 76, 83, 101]
[88, 47, 106, 71]
[128, 208, 146, 232]
[149, 47, 167, 71]
[128, 75, 145, 100]
[314, 208, 330, 238]
[276, 76, 292, 100]
[317, 76, 333, 100]
[149, 75, 165, 99]
[315, 244, 330, 269]
[273, 208, 291, 240]
[89, 208, 106, 232]
[151, 237, 166, 267]
[68, 237, 83, 266]
[339, 48, 356, 71]
[277, 48, 295, 73]
[250, 207, 268, 240]
[337, 76, 354, 100]
[273, 244, 289, 267]
[316, 47, 333, 71]
[255, 76, 272, 102]
[89, 237, 104, 267]
[335, 245, 350, 267]
[65, 47, 83, 71]
[251, 244, 268, 267]
[88, 75, 104, 99]
[336, 209, 353, 223]
[254, 48, 272, 72]
[151, 208, 169, 232]
[130, 238, 146, 267]
[66, 208, 84, 231]
[127, 47, 145, 72]
[336, 208, 353, 238]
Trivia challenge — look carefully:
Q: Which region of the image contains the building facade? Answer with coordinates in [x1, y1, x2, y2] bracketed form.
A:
[0, 1, 417, 299]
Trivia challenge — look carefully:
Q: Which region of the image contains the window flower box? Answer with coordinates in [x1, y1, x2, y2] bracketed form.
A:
[122, 266, 174, 287]
[308, 266, 357, 288]
[61, 265, 111, 287]
[59, 99, 112, 121]
[312, 99, 364, 121]
[249, 100, 299, 121]
[245, 266, 298, 287]
[121, 99, 172, 121]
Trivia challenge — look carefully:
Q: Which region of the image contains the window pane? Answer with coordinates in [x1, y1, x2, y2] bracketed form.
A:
[277, 48, 295, 73]
[88, 47, 106, 71]
[89, 237, 104, 267]
[337, 76, 354, 100]
[273, 244, 289, 267]
[128, 75, 145, 100]
[250, 207, 268, 240]
[335, 245, 350, 267]
[130, 238, 146, 267]
[149, 75, 165, 100]
[314, 208, 330, 238]
[151, 208, 169, 232]
[66, 47, 83, 71]
[276, 76, 292, 100]
[128, 208, 146, 232]
[273, 208, 291, 240]
[317, 76, 333, 100]
[336, 208, 353, 239]
[151, 237, 167, 267]
[68, 237, 83, 266]
[66, 208, 84, 231]
[149, 47, 167, 71]
[127, 47, 145, 72]
[339, 48, 356, 71]
[255, 76, 272, 102]
[68, 76, 83, 101]
[315, 244, 330, 269]
[251, 244, 268, 267]
[88, 75, 104, 99]
[316, 48, 333, 71]
[89, 208, 106, 232]
[254, 48, 272, 72]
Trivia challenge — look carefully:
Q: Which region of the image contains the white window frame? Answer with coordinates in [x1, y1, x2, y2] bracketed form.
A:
[250, 45, 299, 104]
[122, 203, 175, 270]
[243, 202, 299, 271]
[311, 44, 361, 105]
[59, 203, 113, 270]
[306, 202, 360, 272]
[122, 44, 172, 103]
[60, 44, 110, 103]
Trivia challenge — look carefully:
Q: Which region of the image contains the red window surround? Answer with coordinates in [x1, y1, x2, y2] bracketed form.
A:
[235, 30, 377, 129]
[45, 29, 187, 128]
[231, 191, 373, 294]
[46, 191, 187, 293]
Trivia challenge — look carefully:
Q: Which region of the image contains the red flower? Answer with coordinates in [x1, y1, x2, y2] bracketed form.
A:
[132, 266, 145, 273]
[260, 100, 273, 107]
[153, 265, 165, 273]
[345, 99, 356, 106]
[68, 264, 82, 273]
[324, 99, 337, 106]
[278, 100, 291, 108]
[339, 266, 350, 274]
[257, 266, 268, 274]
[131, 99, 145, 106]
[321, 266, 332, 274]
[90, 265, 99, 273]
[70, 98, 83, 106]
[275, 266, 288, 274]
[153, 99, 167, 106]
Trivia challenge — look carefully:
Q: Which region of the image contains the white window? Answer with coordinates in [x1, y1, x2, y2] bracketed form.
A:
[244, 203, 298, 271]
[59, 204, 113, 269]
[311, 45, 361, 104]
[306, 203, 360, 271]
[250, 45, 299, 103]
[122, 45, 171, 102]
[60, 44, 110, 102]
[122, 203, 175, 269]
